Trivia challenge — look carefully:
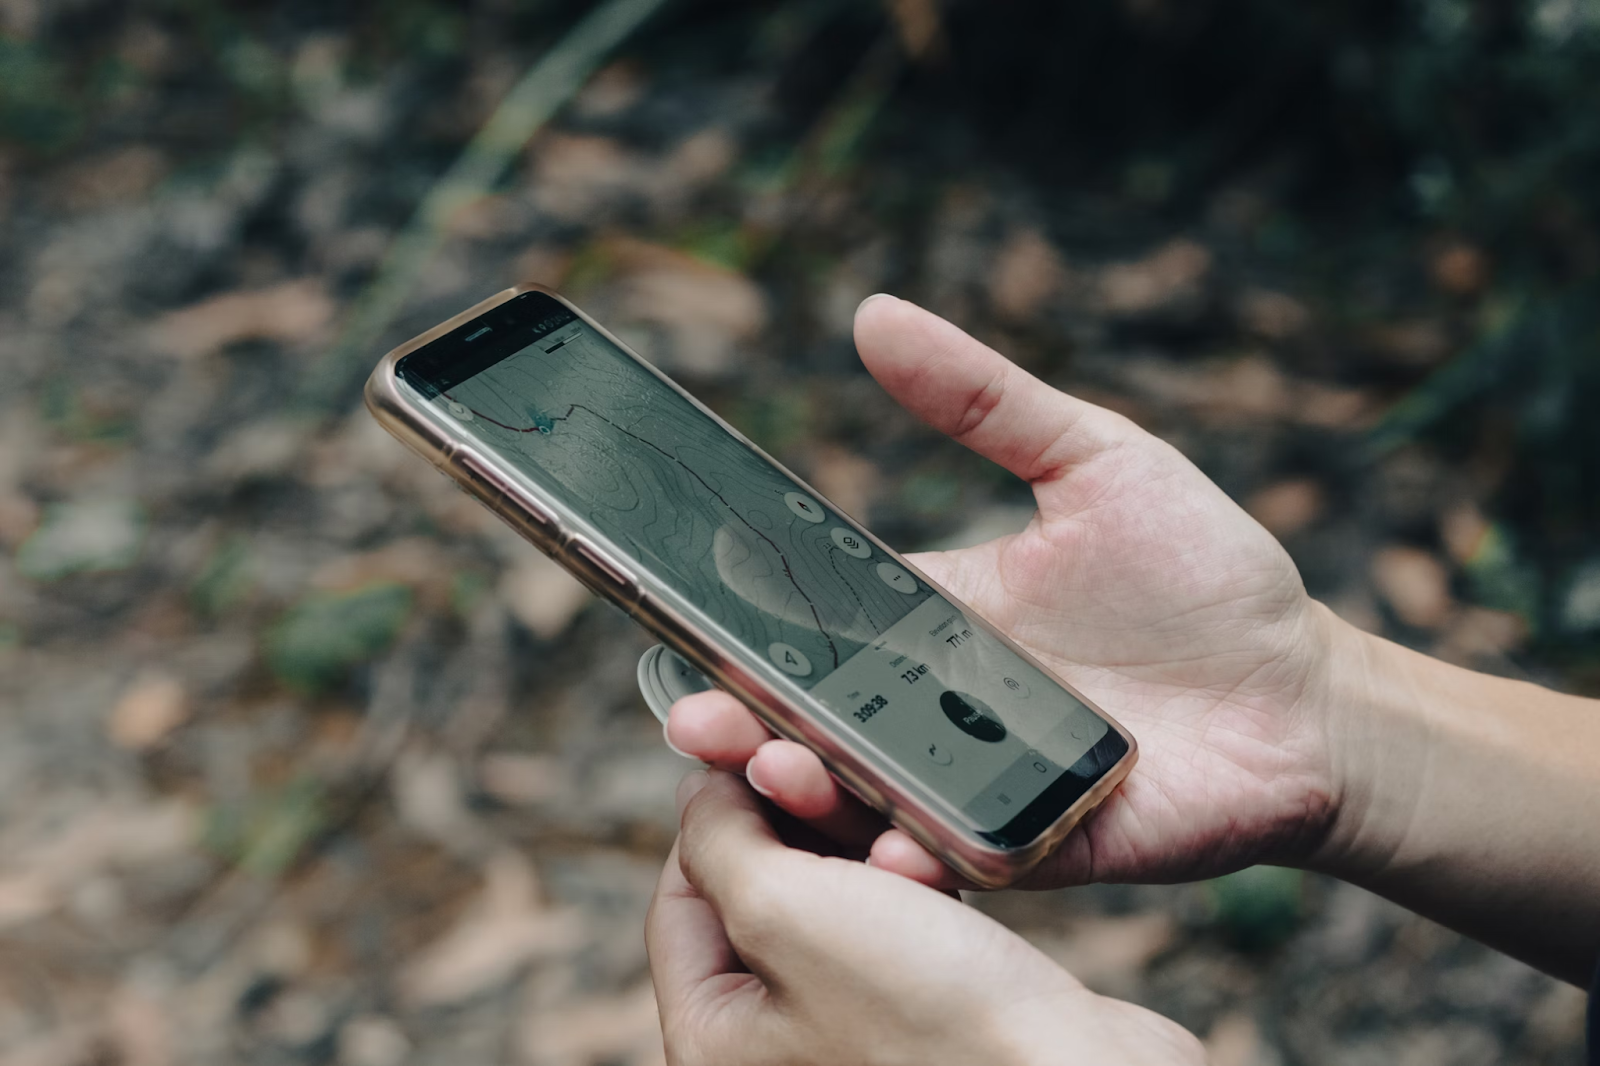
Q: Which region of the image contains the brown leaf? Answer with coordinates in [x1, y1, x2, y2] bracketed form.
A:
[107, 670, 190, 751]
[392, 746, 487, 855]
[1204, 1012, 1267, 1066]
[478, 752, 571, 807]
[312, 537, 456, 611]
[1438, 606, 1526, 659]
[56, 145, 168, 212]
[573, 60, 646, 119]
[884, 0, 946, 59]
[0, 801, 197, 929]
[514, 245, 573, 290]
[1111, 354, 1371, 428]
[1097, 239, 1211, 315]
[807, 445, 882, 520]
[0, 1026, 98, 1066]
[500, 551, 593, 639]
[337, 1015, 412, 1066]
[1439, 502, 1490, 564]
[398, 850, 586, 1009]
[528, 134, 638, 221]
[1371, 546, 1453, 629]
[1365, 320, 1451, 367]
[145, 280, 336, 359]
[0, 492, 40, 549]
[203, 418, 308, 483]
[105, 986, 174, 1066]
[1245, 479, 1325, 537]
[1430, 241, 1489, 296]
[988, 227, 1066, 322]
[443, 194, 525, 240]
[604, 237, 766, 376]
[1236, 287, 1309, 340]
[518, 982, 663, 1066]
[660, 128, 736, 193]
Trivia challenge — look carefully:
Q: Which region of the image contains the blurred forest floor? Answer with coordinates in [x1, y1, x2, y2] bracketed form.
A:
[0, 1, 1596, 1064]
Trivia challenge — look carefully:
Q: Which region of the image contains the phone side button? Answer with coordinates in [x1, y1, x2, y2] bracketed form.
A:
[459, 451, 558, 531]
[570, 538, 638, 597]
[457, 450, 508, 501]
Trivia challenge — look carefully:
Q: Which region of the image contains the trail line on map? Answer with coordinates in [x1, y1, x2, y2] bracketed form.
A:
[453, 397, 842, 667]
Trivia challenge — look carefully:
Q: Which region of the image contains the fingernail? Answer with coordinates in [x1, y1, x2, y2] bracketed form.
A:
[857, 292, 897, 313]
[675, 770, 709, 818]
[662, 720, 695, 760]
[744, 755, 776, 799]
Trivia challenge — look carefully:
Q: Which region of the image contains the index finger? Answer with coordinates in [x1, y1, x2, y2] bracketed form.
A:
[645, 837, 744, 1018]
[676, 771, 791, 913]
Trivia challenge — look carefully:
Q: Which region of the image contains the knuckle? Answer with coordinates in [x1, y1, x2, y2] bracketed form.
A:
[718, 864, 789, 947]
[951, 366, 1008, 440]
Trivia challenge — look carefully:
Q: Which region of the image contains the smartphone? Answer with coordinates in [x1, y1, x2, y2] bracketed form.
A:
[366, 286, 1136, 887]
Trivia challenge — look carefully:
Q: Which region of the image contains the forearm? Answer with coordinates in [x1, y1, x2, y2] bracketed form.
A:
[1310, 609, 1600, 985]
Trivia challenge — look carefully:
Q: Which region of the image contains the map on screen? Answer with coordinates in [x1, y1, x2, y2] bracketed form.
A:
[439, 319, 935, 686]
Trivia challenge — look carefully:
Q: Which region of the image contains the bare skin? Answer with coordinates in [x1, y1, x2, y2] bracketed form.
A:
[647, 294, 1600, 1063]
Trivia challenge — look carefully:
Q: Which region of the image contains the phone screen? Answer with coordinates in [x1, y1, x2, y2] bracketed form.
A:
[398, 292, 1124, 845]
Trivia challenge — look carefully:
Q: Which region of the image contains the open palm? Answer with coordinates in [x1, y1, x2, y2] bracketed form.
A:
[668, 294, 1343, 890]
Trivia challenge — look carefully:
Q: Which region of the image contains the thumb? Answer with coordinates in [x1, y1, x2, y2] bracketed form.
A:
[854, 295, 1138, 490]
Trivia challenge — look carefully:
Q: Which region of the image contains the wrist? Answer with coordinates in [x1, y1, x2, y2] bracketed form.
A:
[1297, 604, 1431, 883]
[990, 990, 1204, 1066]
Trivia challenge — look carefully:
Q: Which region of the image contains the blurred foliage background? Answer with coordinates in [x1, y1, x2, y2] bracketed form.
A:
[0, 1, 1596, 1064]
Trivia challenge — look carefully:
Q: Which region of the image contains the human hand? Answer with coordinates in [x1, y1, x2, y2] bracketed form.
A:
[668, 294, 1354, 890]
[646, 770, 1204, 1066]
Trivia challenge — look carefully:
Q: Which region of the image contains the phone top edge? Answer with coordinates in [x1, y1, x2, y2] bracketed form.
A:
[363, 284, 1139, 887]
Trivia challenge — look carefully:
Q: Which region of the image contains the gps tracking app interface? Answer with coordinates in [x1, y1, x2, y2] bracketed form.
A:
[415, 304, 1108, 831]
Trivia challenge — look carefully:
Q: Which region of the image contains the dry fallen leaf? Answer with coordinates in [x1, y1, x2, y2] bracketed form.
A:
[659, 128, 736, 196]
[1236, 287, 1309, 340]
[0, 800, 197, 929]
[338, 1015, 412, 1066]
[1097, 239, 1211, 315]
[528, 134, 641, 221]
[478, 752, 571, 807]
[145, 279, 336, 359]
[604, 237, 766, 376]
[1111, 354, 1370, 428]
[392, 745, 487, 855]
[1430, 241, 1489, 296]
[573, 60, 646, 119]
[884, 0, 946, 59]
[312, 537, 457, 610]
[1245, 478, 1325, 538]
[108, 670, 190, 751]
[1205, 1012, 1267, 1066]
[518, 982, 663, 1066]
[515, 245, 573, 290]
[1371, 546, 1453, 629]
[104, 985, 174, 1066]
[501, 550, 594, 639]
[807, 445, 882, 521]
[1438, 606, 1526, 659]
[1365, 320, 1451, 367]
[0, 1025, 98, 1066]
[203, 418, 308, 483]
[56, 145, 169, 212]
[1439, 502, 1491, 564]
[988, 227, 1067, 322]
[399, 850, 586, 1009]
